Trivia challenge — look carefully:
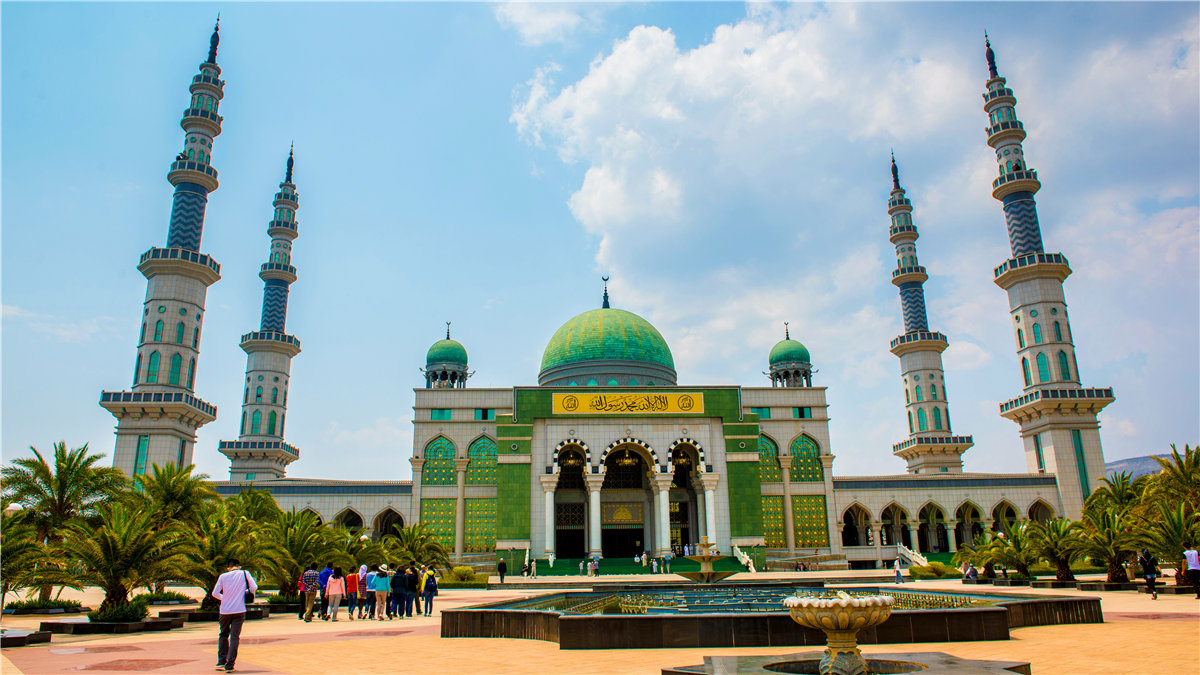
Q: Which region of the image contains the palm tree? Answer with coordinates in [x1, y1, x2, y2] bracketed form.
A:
[385, 522, 452, 573]
[992, 520, 1039, 578]
[224, 487, 283, 524]
[259, 509, 352, 596]
[1084, 471, 1145, 516]
[1029, 518, 1084, 581]
[332, 525, 389, 568]
[1137, 502, 1200, 586]
[1079, 507, 1135, 583]
[952, 532, 998, 579]
[1147, 444, 1200, 516]
[130, 462, 218, 530]
[59, 503, 191, 610]
[1, 442, 127, 599]
[184, 502, 278, 609]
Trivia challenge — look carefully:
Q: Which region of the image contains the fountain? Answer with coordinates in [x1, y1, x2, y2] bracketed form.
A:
[784, 591, 894, 675]
[675, 538, 738, 584]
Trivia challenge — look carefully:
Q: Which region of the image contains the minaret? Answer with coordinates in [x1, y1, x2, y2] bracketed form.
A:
[100, 21, 224, 479]
[984, 37, 1113, 518]
[886, 155, 973, 473]
[219, 149, 303, 481]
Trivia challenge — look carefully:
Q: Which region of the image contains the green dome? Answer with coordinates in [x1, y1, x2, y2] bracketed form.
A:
[769, 338, 811, 365]
[426, 339, 468, 366]
[541, 308, 674, 372]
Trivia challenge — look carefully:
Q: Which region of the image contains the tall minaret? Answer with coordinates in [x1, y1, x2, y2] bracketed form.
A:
[100, 21, 225, 479]
[886, 155, 973, 474]
[219, 149, 303, 481]
[983, 37, 1113, 518]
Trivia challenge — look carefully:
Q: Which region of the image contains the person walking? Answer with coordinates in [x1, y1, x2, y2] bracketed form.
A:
[1183, 542, 1200, 598]
[318, 562, 334, 620]
[531, 560, 537, 579]
[373, 565, 390, 620]
[389, 564, 405, 618]
[326, 567, 345, 620]
[344, 565, 359, 620]
[301, 563, 321, 622]
[894, 558, 904, 584]
[403, 564, 419, 617]
[498, 558, 507, 584]
[422, 570, 438, 616]
[1137, 549, 1160, 600]
[363, 565, 377, 619]
[295, 572, 307, 621]
[211, 558, 257, 673]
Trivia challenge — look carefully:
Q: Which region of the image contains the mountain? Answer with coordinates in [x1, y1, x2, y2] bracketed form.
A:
[1105, 455, 1167, 480]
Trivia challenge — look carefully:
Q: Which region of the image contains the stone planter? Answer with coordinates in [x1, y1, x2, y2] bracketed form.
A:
[991, 579, 1031, 587]
[156, 607, 269, 622]
[3, 606, 91, 615]
[1030, 580, 1076, 589]
[1139, 585, 1196, 595]
[0, 629, 52, 647]
[39, 617, 185, 635]
[1075, 582, 1137, 592]
[962, 578, 993, 584]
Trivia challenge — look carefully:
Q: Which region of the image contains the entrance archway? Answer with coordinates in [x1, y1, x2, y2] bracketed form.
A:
[600, 445, 650, 558]
[880, 504, 911, 547]
[917, 503, 948, 554]
[841, 504, 872, 547]
[334, 508, 364, 530]
[553, 446, 587, 558]
[373, 508, 403, 540]
[955, 502, 984, 548]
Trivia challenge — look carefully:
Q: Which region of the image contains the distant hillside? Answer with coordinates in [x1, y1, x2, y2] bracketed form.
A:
[1105, 455, 1168, 480]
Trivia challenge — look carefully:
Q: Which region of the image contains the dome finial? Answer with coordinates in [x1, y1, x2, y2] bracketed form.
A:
[446, 321, 451, 340]
[890, 150, 900, 190]
[207, 15, 220, 64]
[784, 321, 790, 340]
[285, 143, 294, 183]
[601, 275, 610, 309]
[985, 32, 998, 79]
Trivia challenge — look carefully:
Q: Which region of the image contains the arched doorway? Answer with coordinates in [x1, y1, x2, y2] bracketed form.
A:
[917, 503, 948, 554]
[955, 502, 984, 548]
[301, 508, 324, 525]
[373, 508, 403, 540]
[880, 504, 911, 548]
[668, 443, 701, 552]
[991, 501, 1018, 533]
[554, 446, 587, 558]
[841, 504, 872, 547]
[334, 508, 364, 530]
[1027, 500, 1054, 523]
[600, 444, 651, 558]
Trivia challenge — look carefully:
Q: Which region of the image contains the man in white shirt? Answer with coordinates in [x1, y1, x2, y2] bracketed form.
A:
[211, 558, 258, 672]
[1183, 542, 1200, 599]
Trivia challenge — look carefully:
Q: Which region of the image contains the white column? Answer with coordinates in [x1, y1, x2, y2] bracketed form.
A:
[693, 480, 707, 545]
[654, 474, 673, 556]
[872, 520, 884, 567]
[585, 474, 604, 557]
[779, 456, 796, 553]
[701, 474, 720, 546]
[454, 458, 470, 559]
[946, 520, 958, 552]
[540, 475, 557, 558]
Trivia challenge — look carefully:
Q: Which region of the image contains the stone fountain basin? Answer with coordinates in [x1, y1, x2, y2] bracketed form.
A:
[663, 652, 1032, 674]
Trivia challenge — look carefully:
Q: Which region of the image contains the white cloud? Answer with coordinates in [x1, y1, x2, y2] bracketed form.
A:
[2, 304, 44, 319]
[494, 3, 597, 47]
[3, 304, 123, 343]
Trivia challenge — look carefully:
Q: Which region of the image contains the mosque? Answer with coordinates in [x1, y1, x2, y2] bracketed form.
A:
[99, 24, 1115, 569]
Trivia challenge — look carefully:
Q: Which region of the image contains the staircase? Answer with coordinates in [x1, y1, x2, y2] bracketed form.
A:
[897, 543, 927, 567]
[763, 550, 849, 571]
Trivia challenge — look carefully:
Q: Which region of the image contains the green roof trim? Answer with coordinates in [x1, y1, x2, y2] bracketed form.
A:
[769, 338, 811, 365]
[540, 308, 674, 372]
[426, 338, 468, 365]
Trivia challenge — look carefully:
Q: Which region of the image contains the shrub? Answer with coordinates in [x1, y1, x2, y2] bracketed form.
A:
[1010, 572, 1032, 581]
[132, 591, 194, 604]
[449, 566, 477, 582]
[908, 563, 964, 580]
[87, 599, 149, 623]
[266, 594, 302, 605]
[4, 598, 82, 611]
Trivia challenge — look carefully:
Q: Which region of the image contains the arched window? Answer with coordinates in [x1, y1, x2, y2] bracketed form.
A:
[1017, 329, 1025, 348]
[421, 437, 456, 485]
[1032, 323, 1043, 344]
[466, 436, 498, 485]
[271, 387, 278, 404]
[915, 386, 923, 402]
[917, 408, 928, 431]
[192, 327, 199, 347]
[241, 411, 247, 435]
[133, 354, 142, 386]
[930, 384, 937, 400]
[244, 388, 249, 404]
[280, 414, 285, 435]
[175, 322, 185, 343]
[140, 322, 146, 343]
[186, 358, 195, 388]
[168, 353, 182, 385]
[255, 386, 263, 403]
[267, 411, 277, 435]
[1054, 321, 1063, 341]
[1058, 351, 1071, 380]
[907, 412, 914, 434]
[933, 407, 943, 430]
[147, 351, 160, 383]
[789, 436, 823, 482]
[154, 320, 164, 341]
[1022, 358, 1032, 387]
[251, 411, 261, 434]
[757, 435, 781, 482]
[1036, 353, 1051, 382]
[905, 388, 910, 404]
[187, 148, 195, 160]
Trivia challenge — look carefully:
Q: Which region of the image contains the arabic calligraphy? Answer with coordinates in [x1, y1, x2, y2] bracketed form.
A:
[552, 392, 704, 415]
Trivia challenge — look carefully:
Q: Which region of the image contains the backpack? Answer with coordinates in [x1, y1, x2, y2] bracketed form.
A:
[425, 575, 438, 595]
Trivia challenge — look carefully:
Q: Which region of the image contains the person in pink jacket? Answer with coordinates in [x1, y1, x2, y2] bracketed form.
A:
[325, 567, 346, 621]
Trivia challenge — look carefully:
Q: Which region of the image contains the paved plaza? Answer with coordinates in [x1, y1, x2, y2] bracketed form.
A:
[2, 573, 1197, 675]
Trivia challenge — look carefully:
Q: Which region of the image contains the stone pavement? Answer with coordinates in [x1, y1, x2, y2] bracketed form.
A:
[2, 574, 1197, 674]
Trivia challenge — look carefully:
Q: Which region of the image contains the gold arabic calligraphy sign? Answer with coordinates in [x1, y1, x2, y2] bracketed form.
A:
[552, 392, 703, 415]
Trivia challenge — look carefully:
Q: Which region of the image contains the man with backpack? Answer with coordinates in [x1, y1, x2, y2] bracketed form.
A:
[211, 558, 258, 673]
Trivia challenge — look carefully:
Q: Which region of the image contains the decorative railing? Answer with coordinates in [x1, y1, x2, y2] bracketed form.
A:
[891, 435, 974, 453]
[168, 160, 219, 179]
[100, 390, 216, 417]
[993, 252, 1069, 278]
[260, 262, 297, 276]
[983, 87, 1014, 102]
[889, 331, 947, 349]
[986, 119, 1024, 136]
[140, 247, 220, 274]
[992, 169, 1039, 190]
[240, 330, 300, 348]
[999, 387, 1114, 413]
[218, 439, 299, 456]
[892, 265, 927, 278]
[897, 543, 927, 567]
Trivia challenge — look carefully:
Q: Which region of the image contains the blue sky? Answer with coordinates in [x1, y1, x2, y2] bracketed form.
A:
[2, 2, 1197, 483]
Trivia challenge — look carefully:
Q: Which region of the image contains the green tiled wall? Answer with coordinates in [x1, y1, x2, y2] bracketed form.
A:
[496, 463, 530, 540]
[465, 498, 497, 552]
[466, 436, 498, 484]
[762, 495, 785, 548]
[789, 436, 823, 482]
[422, 436, 456, 485]
[793, 495, 830, 547]
[758, 435, 782, 482]
[419, 498, 455, 549]
[726, 461, 763, 538]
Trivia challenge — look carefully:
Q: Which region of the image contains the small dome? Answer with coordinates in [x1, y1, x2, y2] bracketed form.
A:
[769, 338, 810, 366]
[426, 338, 467, 366]
[541, 308, 674, 372]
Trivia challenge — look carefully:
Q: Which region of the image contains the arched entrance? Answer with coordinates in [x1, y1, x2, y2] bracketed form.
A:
[600, 444, 651, 558]
[880, 504, 911, 547]
[334, 508, 364, 530]
[668, 443, 701, 552]
[553, 446, 587, 558]
[373, 508, 404, 540]
[917, 503, 948, 554]
[1027, 500, 1054, 523]
[991, 501, 1018, 533]
[841, 504, 872, 547]
[955, 502, 984, 548]
[301, 508, 324, 525]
